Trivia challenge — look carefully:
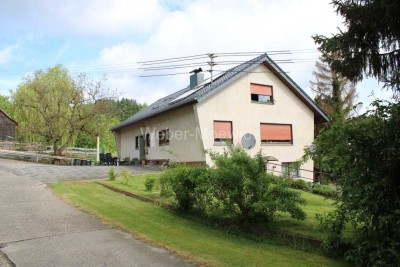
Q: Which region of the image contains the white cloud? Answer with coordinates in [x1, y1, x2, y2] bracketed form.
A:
[2, 0, 391, 107]
[0, 0, 165, 36]
[94, 0, 346, 104]
[98, 43, 142, 65]
[97, 43, 177, 104]
[0, 45, 16, 65]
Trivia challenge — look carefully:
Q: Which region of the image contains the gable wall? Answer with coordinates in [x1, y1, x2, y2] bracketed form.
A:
[116, 105, 205, 162]
[195, 64, 315, 181]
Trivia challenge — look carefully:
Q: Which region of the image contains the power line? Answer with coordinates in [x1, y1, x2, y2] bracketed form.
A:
[135, 58, 318, 72]
[137, 68, 318, 78]
[137, 49, 318, 65]
[139, 62, 208, 71]
[139, 71, 191, 78]
[138, 55, 209, 66]
[0, 49, 321, 76]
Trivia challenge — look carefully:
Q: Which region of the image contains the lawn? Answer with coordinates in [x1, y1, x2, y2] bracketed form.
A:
[103, 173, 172, 203]
[102, 173, 336, 240]
[51, 179, 346, 267]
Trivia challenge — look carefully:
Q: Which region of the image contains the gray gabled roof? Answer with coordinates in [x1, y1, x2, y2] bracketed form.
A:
[111, 53, 329, 131]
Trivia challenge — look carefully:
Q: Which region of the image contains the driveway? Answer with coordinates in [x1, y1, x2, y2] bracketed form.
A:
[0, 159, 191, 267]
[0, 158, 161, 184]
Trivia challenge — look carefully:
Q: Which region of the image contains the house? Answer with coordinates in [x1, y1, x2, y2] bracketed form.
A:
[0, 108, 17, 141]
[111, 54, 328, 181]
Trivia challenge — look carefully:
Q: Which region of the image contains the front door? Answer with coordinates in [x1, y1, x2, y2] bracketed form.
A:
[139, 135, 145, 160]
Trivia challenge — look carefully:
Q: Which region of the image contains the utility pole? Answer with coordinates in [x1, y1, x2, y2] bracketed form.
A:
[207, 53, 216, 84]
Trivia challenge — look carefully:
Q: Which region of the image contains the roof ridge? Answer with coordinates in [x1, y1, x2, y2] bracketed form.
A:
[0, 107, 17, 125]
[111, 52, 328, 131]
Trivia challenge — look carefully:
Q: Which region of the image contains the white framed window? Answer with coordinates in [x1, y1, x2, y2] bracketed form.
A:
[282, 162, 300, 177]
[213, 121, 233, 144]
[158, 129, 170, 146]
[135, 136, 139, 149]
[250, 83, 273, 104]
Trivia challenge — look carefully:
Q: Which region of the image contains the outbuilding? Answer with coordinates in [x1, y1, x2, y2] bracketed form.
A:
[0, 108, 17, 141]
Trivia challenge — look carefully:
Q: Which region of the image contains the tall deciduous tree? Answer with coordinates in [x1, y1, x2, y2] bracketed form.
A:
[73, 98, 147, 151]
[12, 65, 114, 155]
[313, 0, 400, 96]
[311, 56, 358, 120]
[117, 98, 147, 121]
[0, 95, 12, 115]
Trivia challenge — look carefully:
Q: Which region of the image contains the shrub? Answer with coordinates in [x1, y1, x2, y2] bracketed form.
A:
[159, 173, 173, 197]
[161, 164, 212, 211]
[209, 146, 306, 224]
[161, 145, 307, 225]
[309, 102, 400, 265]
[312, 184, 337, 198]
[290, 179, 312, 191]
[120, 169, 131, 185]
[108, 167, 118, 181]
[144, 177, 156, 192]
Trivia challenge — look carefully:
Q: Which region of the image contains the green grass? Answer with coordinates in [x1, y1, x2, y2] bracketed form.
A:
[51, 180, 346, 267]
[104, 173, 336, 240]
[103, 173, 171, 203]
[276, 189, 336, 240]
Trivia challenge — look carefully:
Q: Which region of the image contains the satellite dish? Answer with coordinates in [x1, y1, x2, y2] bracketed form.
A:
[241, 133, 256, 149]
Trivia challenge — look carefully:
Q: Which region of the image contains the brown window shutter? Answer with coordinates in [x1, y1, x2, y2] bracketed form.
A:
[214, 121, 232, 139]
[250, 83, 272, 95]
[260, 124, 292, 141]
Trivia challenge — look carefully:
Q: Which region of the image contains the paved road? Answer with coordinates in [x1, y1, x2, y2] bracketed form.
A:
[0, 158, 161, 184]
[0, 159, 192, 267]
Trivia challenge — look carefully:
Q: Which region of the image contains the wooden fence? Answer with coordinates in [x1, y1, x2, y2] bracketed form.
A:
[0, 141, 97, 165]
[0, 141, 44, 152]
[0, 149, 76, 165]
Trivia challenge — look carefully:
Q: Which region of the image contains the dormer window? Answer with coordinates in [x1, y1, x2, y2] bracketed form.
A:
[250, 83, 273, 104]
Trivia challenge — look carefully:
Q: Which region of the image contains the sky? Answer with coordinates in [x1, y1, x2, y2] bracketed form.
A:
[0, 0, 393, 111]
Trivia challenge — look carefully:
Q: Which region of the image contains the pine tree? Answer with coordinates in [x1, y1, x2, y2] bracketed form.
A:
[311, 56, 358, 120]
[313, 0, 400, 97]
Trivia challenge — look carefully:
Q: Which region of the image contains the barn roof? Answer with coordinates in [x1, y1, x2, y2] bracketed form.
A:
[0, 108, 17, 125]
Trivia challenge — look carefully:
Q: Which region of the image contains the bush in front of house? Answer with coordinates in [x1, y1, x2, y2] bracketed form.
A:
[159, 173, 173, 197]
[288, 178, 312, 192]
[144, 177, 156, 192]
[209, 146, 306, 224]
[312, 184, 338, 198]
[108, 167, 118, 181]
[161, 164, 212, 212]
[161, 145, 306, 225]
[120, 169, 131, 185]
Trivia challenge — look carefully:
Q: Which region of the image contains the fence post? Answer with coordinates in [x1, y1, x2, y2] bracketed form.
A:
[96, 136, 100, 162]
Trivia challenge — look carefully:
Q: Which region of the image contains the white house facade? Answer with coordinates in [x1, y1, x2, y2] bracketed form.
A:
[112, 54, 329, 181]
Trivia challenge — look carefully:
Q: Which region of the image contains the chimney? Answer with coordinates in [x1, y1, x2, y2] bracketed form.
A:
[190, 68, 204, 89]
